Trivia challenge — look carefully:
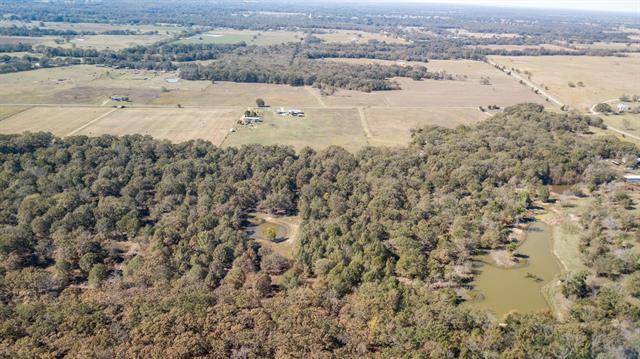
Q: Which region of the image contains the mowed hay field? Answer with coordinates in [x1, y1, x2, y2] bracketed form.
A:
[74, 108, 239, 145]
[0, 107, 113, 136]
[0, 107, 28, 120]
[318, 58, 546, 108]
[488, 56, 640, 110]
[222, 109, 368, 151]
[365, 107, 486, 146]
[152, 82, 322, 107]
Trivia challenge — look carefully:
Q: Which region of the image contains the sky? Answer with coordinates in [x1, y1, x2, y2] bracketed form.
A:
[375, 0, 640, 13]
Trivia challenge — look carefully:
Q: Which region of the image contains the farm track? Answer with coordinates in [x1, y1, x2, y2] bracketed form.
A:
[305, 87, 328, 108]
[488, 59, 640, 141]
[486, 59, 563, 107]
[66, 108, 118, 136]
[358, 107, 373, 139]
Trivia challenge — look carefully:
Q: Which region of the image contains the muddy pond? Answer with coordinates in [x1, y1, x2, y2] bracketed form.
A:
[469, 222, 561, 319]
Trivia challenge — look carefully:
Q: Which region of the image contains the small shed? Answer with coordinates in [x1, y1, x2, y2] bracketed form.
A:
[617, 103, 628, 112]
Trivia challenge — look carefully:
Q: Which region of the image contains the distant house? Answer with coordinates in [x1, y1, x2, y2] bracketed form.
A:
[165, 78, 179, 83]
[624, 174, 640, 184]
[617, 103, 628, 112]
[276, 107, 289, 116]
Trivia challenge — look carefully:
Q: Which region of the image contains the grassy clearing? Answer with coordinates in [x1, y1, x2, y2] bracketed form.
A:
[488, 56, 640, 111]
[365, 107, 484, 146]
[251, 213, 301, 260]
[0, 107, 113, 136]
[600, 113, 640, 138]
[223, 108, 368, 151]
[58, 34, 170, 50]
[76, 108, 240, 145]
[177, 29, 303, 45]
[320, 58, 548, 108]
[152, 81, 322, 107]
[0, 65, 210, 105]
[315, 29, 408, 44]
[572, 42, 640, 51]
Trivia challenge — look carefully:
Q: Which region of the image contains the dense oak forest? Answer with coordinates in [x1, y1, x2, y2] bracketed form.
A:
[0, 104, 638, 357]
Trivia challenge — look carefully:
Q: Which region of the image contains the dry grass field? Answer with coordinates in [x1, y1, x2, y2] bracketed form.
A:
[0, 66, 209, 105]
[58, 34, 170, 50]
[222, 108, 368, 151]
[152, 81, 322, 107]
[488, 56, 640, 110]
[315, 29, 408, 44]
[0, 107, 113, 136]
[600, 113, 640, 138]
[572, 42, 640, 51]
[74, 108, 239, 145]
[0, 107, 28, 121]
[365, 107, 486, 146]
[177, 29, 303, 46]
[319, 58, 546, 108]
[0, 61, 540, 149]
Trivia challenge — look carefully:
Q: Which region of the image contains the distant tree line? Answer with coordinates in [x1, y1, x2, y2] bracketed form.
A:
[0, 54, 80, 73]
[180, 58, 440, 92]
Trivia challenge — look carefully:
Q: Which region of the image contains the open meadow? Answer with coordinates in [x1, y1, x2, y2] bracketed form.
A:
[488, 56, 640, 111]
[73, 108, 239, 145]
[151, 81, 322, 107]
[0, 61, 551, 149]
[319, 58, 546, 108]
[0, 107, 28, 121]
[222, 108, 368, 151]
[364, 107, 486, 146]
[177, 29, 303, 45]
[0, 106, 240, 145]
[599, 113, 640, 139]
[0, 107, 113, 136]
[314, 29, 408, 44]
